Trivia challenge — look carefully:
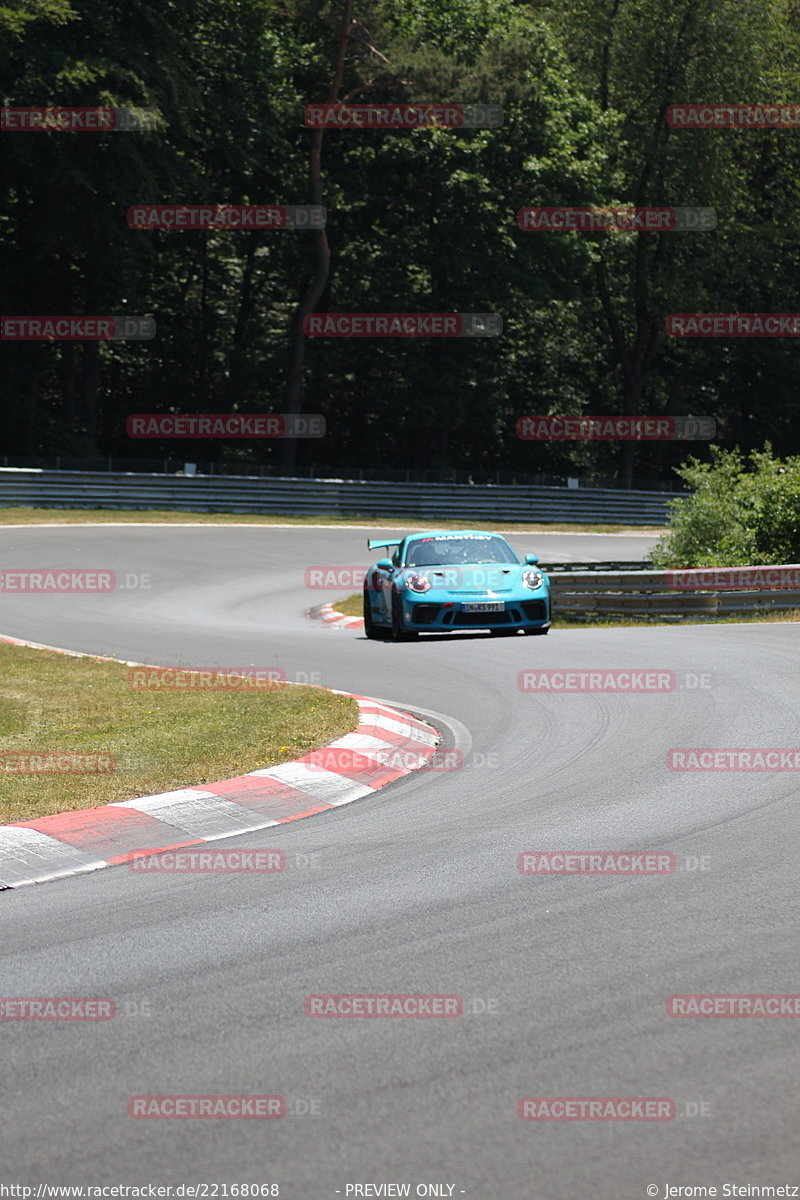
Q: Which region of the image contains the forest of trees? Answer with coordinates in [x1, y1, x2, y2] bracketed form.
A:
[1, 0, 799, 486]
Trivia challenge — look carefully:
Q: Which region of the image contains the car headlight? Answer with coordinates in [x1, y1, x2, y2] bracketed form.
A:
[406, 573, 431, 593]
[522, 569, 544, 590]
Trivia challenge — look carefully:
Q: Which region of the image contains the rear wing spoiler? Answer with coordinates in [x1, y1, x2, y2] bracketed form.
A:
[367, 538, 401, 551]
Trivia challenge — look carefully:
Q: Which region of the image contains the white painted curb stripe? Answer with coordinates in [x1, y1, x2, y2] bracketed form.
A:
[112, 789, 278, 838]
[253, 762, 375, 806]
[328, 734, 431, 770]
[362, 713, 439, 745]
[0, 827, 107, 889]
[308, 603, 364, 630]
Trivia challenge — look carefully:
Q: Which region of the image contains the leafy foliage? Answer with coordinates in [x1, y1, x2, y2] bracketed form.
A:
[1, 0, 798, 484]
[651, 446, 800, 566]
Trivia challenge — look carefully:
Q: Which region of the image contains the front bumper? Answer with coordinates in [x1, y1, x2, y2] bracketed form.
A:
[400, 592, 550, 631]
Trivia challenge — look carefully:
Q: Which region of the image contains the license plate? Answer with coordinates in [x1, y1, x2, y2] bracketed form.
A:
[463, 601, 505, 612]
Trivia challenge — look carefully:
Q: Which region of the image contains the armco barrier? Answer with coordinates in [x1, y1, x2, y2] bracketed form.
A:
[546, 566, 800, 620]
[0, 469, 673, 525]
[540, 561, 653, 573]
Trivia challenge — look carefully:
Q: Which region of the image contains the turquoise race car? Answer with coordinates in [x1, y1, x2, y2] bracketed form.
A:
[363, 529, 551, 641]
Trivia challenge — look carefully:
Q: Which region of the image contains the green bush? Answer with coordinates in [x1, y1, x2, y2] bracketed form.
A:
[651, 446, 800, 568]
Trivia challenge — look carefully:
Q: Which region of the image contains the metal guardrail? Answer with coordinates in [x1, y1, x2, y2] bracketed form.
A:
[540, 561, 653, 573]
[308, 562, 796, 623]
[547, 567, 800, 620]
[0, 455, 689, 492]
[0, 468, 673, 525]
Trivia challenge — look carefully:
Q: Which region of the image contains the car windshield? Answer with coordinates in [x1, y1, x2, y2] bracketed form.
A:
[404, 536, 519, 567]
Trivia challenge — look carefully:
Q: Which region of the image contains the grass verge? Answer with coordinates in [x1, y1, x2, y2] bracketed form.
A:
[0, 506, 663, 536]
[552, 609, 800, 628]
[333, 595, 364, 618]
[0, 642, 357, 825]
[332, 594, 800, 627]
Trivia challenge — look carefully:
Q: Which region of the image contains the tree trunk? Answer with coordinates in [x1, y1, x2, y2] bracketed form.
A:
[595, 247, 664, 489]
[279, 0, 353, 474]
[61, 342, 77, 430]
[223, 236, 259, 412]
[79, 341, 100, 448]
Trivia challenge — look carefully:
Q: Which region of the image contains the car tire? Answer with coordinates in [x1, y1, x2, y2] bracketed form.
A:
[391, 591, 418, 642]
[525, 626, 549, 636]
[489, 627, 517, 636]
[363, 589, 382, 640]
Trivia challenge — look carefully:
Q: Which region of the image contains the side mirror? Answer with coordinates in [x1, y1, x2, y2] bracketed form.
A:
[376, 557, 393, 570]
[525, 553, 539, 565]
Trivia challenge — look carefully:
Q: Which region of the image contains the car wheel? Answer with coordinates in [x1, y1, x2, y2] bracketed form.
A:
[391, 591, 418, 642]
[363, 589, 382, 640]
[489, 627, 517, 636]
[525, 626, 549, 636]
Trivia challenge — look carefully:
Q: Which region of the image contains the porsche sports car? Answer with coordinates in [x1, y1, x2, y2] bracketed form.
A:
[363, 529, 551, 640]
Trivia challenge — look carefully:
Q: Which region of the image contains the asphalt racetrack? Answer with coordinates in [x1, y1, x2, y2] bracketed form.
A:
[1, 524, 798, 1198]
